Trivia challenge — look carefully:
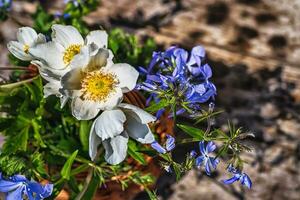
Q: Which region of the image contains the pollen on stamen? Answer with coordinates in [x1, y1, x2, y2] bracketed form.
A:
[63, 44, 82, 65]
[23, 44, 30, 54]
[81, 71, 119, 102]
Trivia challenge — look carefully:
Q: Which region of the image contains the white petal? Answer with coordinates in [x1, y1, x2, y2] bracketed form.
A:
[61, 68, 83, 91]
[36, 33, 47, 44]
[125, 113, 155, 144]
[29, 41, 65, 70]
[83, 48, 110, 72]
[107, 63, 139, 92]
[85, 30, 108, 48]
[89, 121, 102, 161]
[31, 60, 65, 81]
[7, 41, 33, 61]
[94, 109, 126, 141]
[52, 24, 84, 48]
[17, 27, 38, 46]
[119, 103, 156, 124]
[43, 81, 61, 98]
[102, 131, 129, 165]
[60, 96, 69, 108]
[71, 97, 101, 120]
[97, 87, 123, 110]
[69, 46, 90, 70]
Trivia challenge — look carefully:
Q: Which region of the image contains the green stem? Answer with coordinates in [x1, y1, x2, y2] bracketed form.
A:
[75, 168, 94, 200]
[0, 76, 38, 91]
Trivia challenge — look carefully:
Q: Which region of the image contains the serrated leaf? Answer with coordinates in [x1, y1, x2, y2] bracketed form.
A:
[60, 150, 78, 180]
[128, 140, 146, 165]
[177, 124, 205, 140]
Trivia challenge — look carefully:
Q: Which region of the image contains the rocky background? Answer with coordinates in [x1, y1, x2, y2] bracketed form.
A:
[0, 0, 300, 200]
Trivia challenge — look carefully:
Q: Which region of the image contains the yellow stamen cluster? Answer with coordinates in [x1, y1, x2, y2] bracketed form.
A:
[81, 71, 118, 102]
[23, 44, 30, 54]
[63, 44, 82, 65]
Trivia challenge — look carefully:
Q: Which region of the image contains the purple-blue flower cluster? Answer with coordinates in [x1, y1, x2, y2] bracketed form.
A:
[0, 173, 53, 200]
[137, 45, 216, 117]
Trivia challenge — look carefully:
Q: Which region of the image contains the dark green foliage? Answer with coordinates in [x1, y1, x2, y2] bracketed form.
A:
[108, 28, 156, 67]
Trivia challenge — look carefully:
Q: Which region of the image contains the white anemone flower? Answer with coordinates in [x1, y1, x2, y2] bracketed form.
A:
[7, 27, 46, 61]
[28, 24, 108, 106]
[60, 47, 139, 120]
[89, 103, 156, 165]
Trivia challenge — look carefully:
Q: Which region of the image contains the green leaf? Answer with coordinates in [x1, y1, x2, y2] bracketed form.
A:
[2, 126, 29, 153]
[79, 121, 90, 152]
[127, 140, 147, 165]
[145, 99, 169, 113]
[172, 163, 182, 181]
[31, 119, 46, 148]
[177, 124, 205, 140]
[60, 150, 78, 180]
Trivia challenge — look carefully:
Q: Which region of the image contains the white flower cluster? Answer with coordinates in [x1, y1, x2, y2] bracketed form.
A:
[8, 25, 156, 164]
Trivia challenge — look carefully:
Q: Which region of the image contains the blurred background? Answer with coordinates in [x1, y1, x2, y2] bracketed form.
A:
[0, 0, 300, 200]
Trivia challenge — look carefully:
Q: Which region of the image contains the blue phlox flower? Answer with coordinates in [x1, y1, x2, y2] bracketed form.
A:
[0, 173, 53, 200]
[151, 134, 175, 154]
[138, 45, 216, 117]
[223, 164, 252, 189]
[195, 141, 219, 175]
[187, 82, 216, 103]
[187, 45, 206, 67]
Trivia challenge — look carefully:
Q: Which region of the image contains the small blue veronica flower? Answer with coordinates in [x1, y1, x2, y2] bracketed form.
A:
[223, 164, 252, 189]
[195, 141, 219, 175]
[0, 173, 53, 200]
[151, 134, 175, 154]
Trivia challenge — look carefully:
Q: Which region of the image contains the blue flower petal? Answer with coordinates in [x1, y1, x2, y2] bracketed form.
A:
[210, 157, 219, 169]
[0, 180, 22, 192]
[206, 141, 216, 153]
[203, 64, 212, 79]
[195, 156, 205, 167]
[199, 141, 206, 155]
[166, 135, 175, 151]
[6, 186, 25, 200]
[190, 150, 197, 158]
[223, 176, 239, 185]
[241, 174, 252, 189]
[205, 160, 211, 175]
[151, 141, 167, 154]
[10, 175, 27, 182]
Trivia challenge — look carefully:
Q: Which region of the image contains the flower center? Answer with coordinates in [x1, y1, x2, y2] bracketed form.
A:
[63, 44, 82, 65]
[23, 44, 30, 54]
[81, 71, 118, 102]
